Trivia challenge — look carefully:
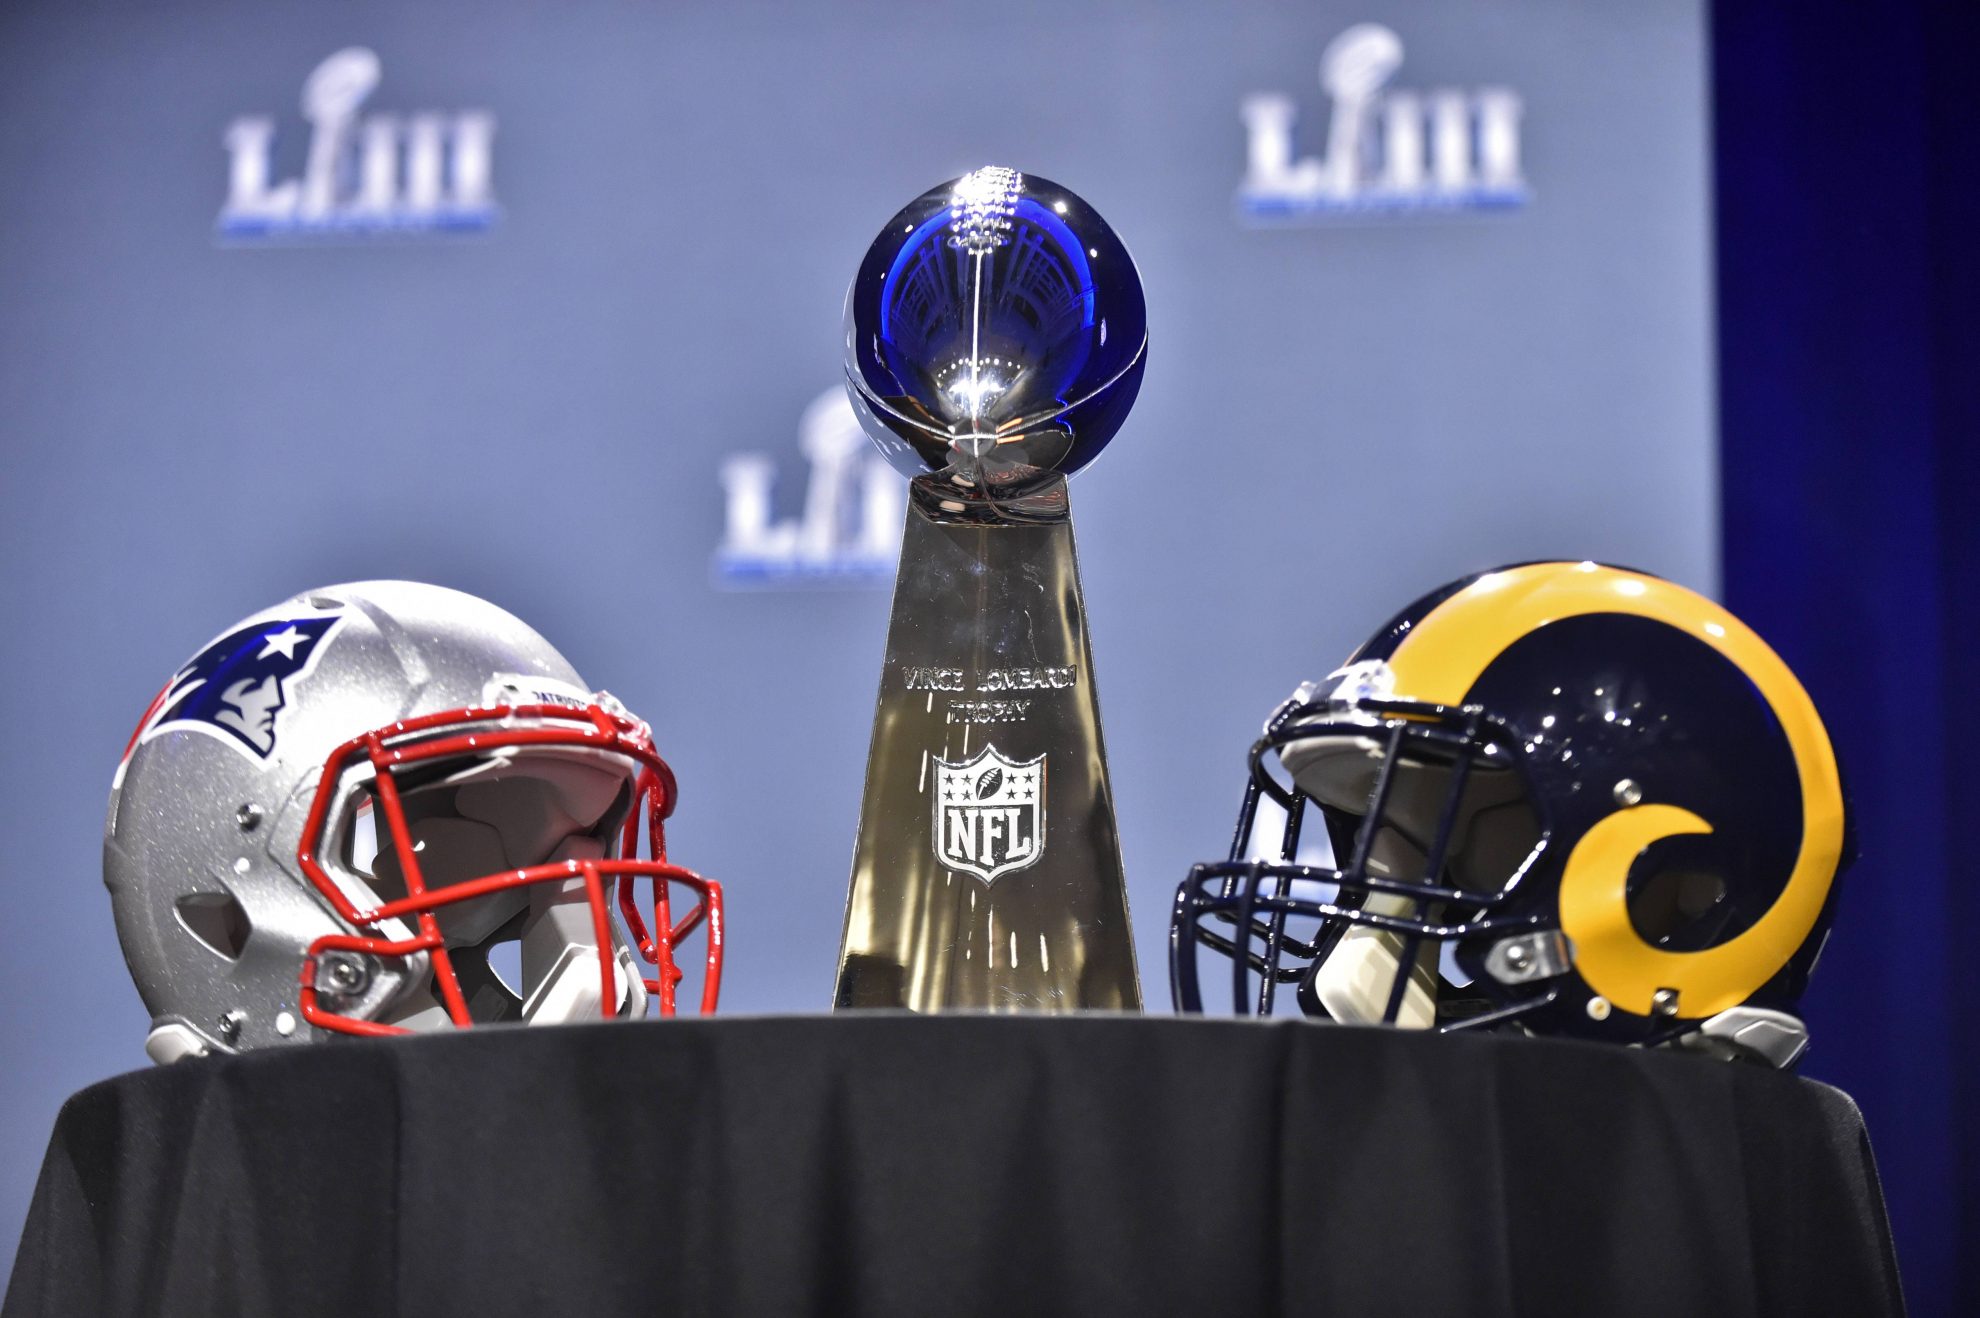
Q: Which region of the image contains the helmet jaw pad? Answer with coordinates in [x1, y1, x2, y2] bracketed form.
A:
[1278, 714, 1541, 1028]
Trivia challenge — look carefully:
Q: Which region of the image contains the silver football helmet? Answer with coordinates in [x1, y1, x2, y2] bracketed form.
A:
[106, 581, 722, 1063]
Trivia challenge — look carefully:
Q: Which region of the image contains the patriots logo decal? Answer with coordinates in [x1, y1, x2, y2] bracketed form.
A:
[125, 613, 344, 765]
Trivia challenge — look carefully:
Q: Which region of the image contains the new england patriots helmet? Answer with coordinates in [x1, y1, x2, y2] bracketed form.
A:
[106, 581, 722, 1063]
[1170, 562, 1851, 1068]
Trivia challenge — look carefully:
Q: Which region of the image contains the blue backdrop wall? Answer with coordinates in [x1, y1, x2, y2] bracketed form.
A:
[1713, 5, 1977, 1311]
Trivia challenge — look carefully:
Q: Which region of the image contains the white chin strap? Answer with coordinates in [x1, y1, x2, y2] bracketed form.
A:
[372, 836, 652, 1030]
[522, 940, 647, 1024]
[377, 913, 649, 1030]
[1279, 732, 1440, 1029]
[1311, 891, 1439, 1029]
[518, 835, 649, 1024]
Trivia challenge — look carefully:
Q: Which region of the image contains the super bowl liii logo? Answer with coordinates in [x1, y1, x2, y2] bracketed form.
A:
[715, 388, 905, 587]
[1239, 23, 1526, 221]
[933, 745, 1045, 885]
[218, 47, 497, 240]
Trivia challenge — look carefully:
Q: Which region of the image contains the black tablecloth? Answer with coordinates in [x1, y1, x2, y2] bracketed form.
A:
[3, 1015, 1902, 1316]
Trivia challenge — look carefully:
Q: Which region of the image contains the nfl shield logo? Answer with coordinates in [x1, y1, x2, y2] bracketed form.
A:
[932, 744, 1046, 884]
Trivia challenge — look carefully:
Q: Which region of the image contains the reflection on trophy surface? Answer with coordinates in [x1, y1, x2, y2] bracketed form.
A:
[833, 167, 1147, 1012]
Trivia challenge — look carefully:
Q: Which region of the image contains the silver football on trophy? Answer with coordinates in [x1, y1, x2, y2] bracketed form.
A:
[844, 167, 1147, 503]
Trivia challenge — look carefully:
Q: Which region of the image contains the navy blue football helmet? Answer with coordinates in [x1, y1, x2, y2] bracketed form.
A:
[1170, 562, 1852, 1067]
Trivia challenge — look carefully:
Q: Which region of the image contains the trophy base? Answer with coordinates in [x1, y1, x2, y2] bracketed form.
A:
[833, 480, 1140, 1012]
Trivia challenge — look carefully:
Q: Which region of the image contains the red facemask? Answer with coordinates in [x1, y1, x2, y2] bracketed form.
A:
[293, 702, 722, 1036]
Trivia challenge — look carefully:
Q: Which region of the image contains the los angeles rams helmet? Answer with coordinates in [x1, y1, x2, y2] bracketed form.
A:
[1170, 562, 1850, 1067]
[106, 581, 722, 1063]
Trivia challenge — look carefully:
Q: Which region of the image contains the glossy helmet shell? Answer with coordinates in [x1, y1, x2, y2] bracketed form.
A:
[1171, 562, 1850, 1060]
[105, 581, 718, 1061]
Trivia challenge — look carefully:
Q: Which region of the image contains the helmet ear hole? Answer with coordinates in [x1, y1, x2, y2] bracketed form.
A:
[174, 891, 252, 961]
[1627, 849, 1734, 952]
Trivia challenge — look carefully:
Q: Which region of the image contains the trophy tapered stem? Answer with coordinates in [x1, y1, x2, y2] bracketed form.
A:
[834, 484, 1140, 1011]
